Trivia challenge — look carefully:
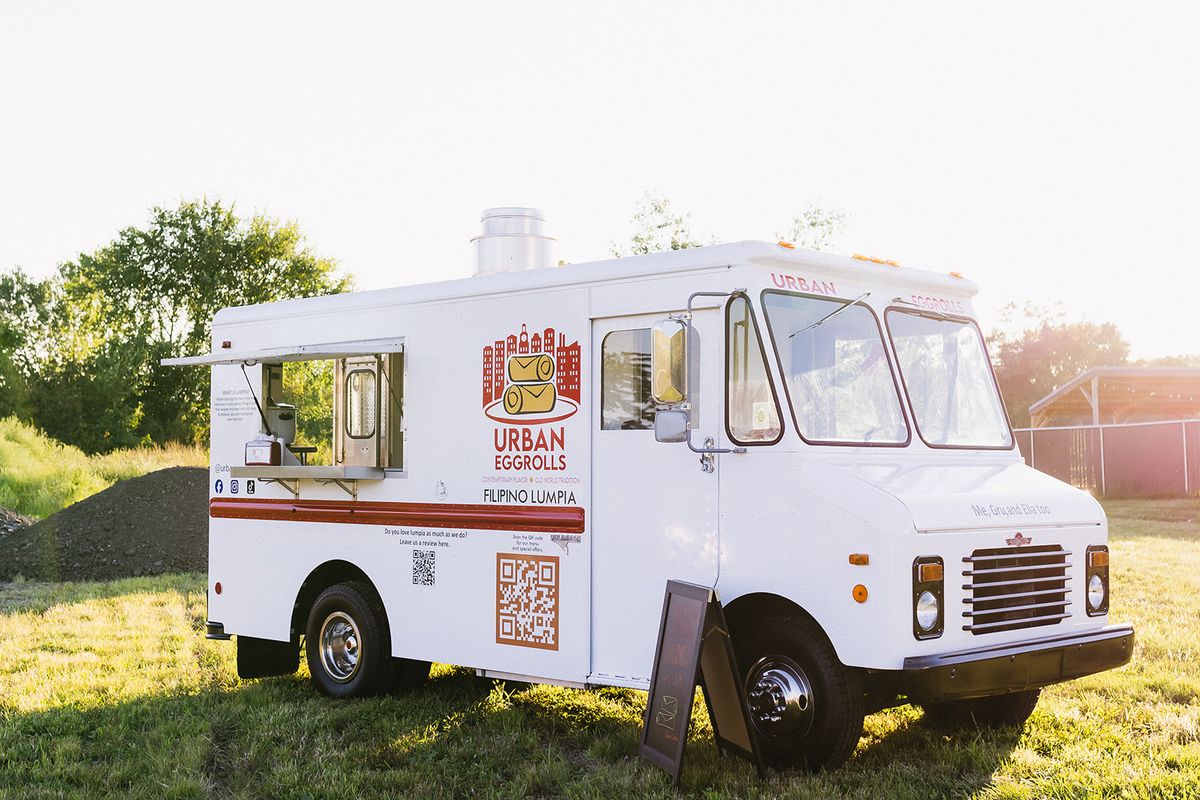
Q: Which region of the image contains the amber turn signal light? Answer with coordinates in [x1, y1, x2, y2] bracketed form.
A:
[1088, 550, 1109, 568]
[848, 553, 870, 566]
[852, 584, 869, 603]
[918, 562, 944, 582]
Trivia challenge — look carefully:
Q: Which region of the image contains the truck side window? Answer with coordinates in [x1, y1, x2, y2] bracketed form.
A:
[726, 296, 783, 444]
[601, 329, 654, 430]
[346, 369, 377, 438]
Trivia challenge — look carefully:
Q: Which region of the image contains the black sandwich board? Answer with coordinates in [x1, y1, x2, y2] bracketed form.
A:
[638, 580, 765, 784]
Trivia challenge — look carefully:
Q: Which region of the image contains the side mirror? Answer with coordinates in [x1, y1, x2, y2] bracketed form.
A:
[651, 318, 688, 404]
[654, 409, 689, 443]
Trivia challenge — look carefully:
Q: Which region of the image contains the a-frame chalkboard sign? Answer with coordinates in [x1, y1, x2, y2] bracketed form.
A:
[638, 580, 765, 785]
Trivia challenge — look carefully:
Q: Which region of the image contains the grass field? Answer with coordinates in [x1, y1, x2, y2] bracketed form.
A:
[0, 417, 207, 519]
[0, 499, 1197, 799]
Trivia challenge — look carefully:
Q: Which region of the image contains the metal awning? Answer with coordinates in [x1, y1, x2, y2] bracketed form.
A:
[160, 337, 405, 367]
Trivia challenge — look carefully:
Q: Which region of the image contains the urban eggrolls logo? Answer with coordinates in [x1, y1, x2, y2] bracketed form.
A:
[483, 324, 580, 425]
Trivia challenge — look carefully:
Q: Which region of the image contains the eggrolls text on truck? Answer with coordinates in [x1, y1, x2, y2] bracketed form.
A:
[508, 354, 555, 383]
[504, 382, 557, 415]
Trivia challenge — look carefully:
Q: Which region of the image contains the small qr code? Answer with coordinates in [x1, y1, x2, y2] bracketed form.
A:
[412, 549, 436, 586]
[496, 553, 558, 650]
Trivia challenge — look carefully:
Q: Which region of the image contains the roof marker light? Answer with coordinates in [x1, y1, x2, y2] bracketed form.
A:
[777, 241, 795, 249]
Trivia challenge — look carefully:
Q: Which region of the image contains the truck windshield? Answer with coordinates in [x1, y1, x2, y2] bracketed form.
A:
[886, 309, 1012, 448]
[762, 292, 908, 445]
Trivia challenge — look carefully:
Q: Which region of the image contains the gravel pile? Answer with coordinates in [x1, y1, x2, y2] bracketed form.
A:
[0, 467, 209, 582]
[0, 506, 33, 538]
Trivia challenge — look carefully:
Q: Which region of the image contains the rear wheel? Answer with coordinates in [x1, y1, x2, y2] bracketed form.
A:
[733, 616, 864, 771]
[922, 688, 1041, 729]
[305, 581, 427, 697]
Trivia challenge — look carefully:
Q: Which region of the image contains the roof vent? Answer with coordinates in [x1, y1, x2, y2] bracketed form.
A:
[471, 207, 556, 275]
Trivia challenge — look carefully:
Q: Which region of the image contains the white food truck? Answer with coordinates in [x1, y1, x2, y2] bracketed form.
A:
[167, 208, 1132, 771]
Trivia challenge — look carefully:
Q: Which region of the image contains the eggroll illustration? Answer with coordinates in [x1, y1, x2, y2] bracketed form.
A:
[508, 353, 555, 383]
[504, 382, 557, 415]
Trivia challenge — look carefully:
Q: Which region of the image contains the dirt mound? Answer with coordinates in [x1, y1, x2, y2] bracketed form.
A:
[0, 467, 208, 582]
[0, 506, 33, 538]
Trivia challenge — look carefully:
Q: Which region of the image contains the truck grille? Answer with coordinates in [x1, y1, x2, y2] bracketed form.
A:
[962, 545, 1071, 635]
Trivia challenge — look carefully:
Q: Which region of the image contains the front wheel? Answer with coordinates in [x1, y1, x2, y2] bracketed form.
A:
[733, 616, 864, 771]
[922, 689, 1041, 729]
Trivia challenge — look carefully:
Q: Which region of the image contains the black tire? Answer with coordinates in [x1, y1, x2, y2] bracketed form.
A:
[733, 615, 864, 771]
[305, 582, 396, 698]
[922, 688, 1041, 729]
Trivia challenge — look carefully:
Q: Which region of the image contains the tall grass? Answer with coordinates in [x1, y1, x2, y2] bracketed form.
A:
[0, 417, 206, 519]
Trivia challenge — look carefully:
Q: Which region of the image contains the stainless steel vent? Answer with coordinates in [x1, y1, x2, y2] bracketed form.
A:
[962, 545, 1071, 635]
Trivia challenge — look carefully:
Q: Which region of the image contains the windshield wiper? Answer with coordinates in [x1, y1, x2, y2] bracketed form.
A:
[788, 292, 871, 338]
[891, 296, 950, 319]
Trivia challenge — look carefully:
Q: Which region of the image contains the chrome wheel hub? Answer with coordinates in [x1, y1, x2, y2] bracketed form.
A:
[745, 655, 814, 739]
[319, 611, 362, 683]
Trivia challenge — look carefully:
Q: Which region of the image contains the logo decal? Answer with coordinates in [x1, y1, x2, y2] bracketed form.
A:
[482, 323, 580, 425]
[1006, 532, 1032, 547]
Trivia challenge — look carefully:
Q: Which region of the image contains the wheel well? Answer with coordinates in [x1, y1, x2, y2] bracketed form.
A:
[723, 592, 837, 658]
[289, 560, 384, 643]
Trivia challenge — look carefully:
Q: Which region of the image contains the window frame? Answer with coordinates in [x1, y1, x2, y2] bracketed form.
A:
[724, 292, 785, 446]
[760, 288, 913, 448]
[599, 328, 655, 432]
[883, 306, 1016, 451]
[344, 367, 378, 440]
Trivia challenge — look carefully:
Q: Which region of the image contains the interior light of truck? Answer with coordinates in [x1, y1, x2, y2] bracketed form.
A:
[915, 591, 939, 631]
[912, 556, 945, 639]
[918, 562, 943, 582]
[1085, 545, 1110, 616]
[852, 584, 869, 603]
[848, 553, 870, 566]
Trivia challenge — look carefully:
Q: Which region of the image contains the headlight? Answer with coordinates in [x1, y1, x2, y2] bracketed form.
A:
[1086, 545, 1110, 616]
[915, 590, 939, 631]
[912, 556, 944, 639]
[1087, 573, 1106, 611]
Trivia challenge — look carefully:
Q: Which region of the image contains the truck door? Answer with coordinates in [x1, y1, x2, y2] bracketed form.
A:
[589, 309, 722, 686]
[335, 355, 381, 467]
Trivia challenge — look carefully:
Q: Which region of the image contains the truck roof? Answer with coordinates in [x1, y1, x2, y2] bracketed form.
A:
[214, 240, 978, 326]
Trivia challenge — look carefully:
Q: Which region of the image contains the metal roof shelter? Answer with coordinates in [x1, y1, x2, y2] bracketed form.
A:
[1028, 366, 1200, 428]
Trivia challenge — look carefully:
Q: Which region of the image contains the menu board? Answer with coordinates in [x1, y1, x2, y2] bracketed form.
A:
[638, 580, 763, 784]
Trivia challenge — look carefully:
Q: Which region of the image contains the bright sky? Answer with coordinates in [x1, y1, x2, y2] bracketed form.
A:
[2, 2, 1197, 357]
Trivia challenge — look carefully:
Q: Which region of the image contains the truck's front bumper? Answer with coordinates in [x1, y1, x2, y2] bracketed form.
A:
[902, 624, 1134, 702]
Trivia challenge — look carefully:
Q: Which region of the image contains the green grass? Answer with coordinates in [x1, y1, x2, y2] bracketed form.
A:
[0, 499, 1197, 799]
[0, 417, 206, 519]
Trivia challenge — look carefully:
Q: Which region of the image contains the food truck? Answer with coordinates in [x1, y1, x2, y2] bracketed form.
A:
[166, 208, 1133, 770]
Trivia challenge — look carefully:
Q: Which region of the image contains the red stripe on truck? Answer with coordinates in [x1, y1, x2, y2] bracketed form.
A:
[208, 497, 586, 534]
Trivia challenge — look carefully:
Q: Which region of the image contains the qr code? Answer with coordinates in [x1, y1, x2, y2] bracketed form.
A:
[496, 553, 558, 650]
[412, 549, 436, 586]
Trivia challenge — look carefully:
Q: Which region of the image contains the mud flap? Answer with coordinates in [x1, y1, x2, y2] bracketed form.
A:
[236, 635, 299, 679]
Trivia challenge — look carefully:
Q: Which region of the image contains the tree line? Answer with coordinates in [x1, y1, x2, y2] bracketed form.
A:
[0, 200, 349, 452]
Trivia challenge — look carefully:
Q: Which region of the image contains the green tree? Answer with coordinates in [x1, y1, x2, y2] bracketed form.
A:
[22, 199, 349, 452]
[776, 205, 846, 252]
[611, 192, 707, 257]
[614, 193, 846, 257]
[987, 303, 1130, 427]
[0, 269, 55, 419]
